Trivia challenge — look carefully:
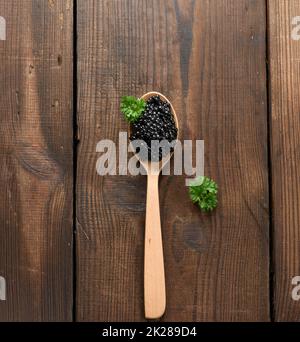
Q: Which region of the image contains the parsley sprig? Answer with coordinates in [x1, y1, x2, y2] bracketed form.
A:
[189, 176, 218, 212]
[121, 96, 146, 123]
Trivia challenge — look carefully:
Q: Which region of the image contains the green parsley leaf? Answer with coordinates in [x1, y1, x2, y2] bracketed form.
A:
[188, 176, 218, 212]
[120, 96, 146, 123]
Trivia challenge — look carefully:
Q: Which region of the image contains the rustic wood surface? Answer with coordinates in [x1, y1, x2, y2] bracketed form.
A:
[0, 0, 299, 322]
[269, 0, 300, 322]
[76, 0, 269, 321]
[0, 0, 73, 321]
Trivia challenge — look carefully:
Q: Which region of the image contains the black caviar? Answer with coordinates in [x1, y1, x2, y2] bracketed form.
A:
[130, 95, 178, 161]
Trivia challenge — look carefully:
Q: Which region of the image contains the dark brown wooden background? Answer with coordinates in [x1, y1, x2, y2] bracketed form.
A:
[0, 0, 299, 321]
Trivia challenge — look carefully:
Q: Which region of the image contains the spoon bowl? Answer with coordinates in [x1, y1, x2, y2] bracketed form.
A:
[131, 91, 179, 175]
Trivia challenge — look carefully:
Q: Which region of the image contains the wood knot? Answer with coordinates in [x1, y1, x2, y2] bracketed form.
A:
[16, 143, 62, 181]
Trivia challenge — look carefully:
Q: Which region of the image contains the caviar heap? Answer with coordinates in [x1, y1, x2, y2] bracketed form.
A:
[130, 95, 178, 161]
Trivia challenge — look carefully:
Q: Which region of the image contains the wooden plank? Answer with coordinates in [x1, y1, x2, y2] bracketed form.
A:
[0, 0, 73, 321]
[268, 0, 300, 321]
[76, 0, 269, 321]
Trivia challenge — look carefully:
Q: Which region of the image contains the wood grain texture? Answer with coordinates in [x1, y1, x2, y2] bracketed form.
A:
[268, 0, 300, 321]
[0, 0, 73, 321]
[76, 0, 269, 321]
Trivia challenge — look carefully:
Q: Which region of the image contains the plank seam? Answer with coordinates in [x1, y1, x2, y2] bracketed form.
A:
[266, 0, 275, 322]
[72, 0, 78, 323]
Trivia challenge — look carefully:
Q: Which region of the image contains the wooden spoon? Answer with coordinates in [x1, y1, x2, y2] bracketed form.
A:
[132, 91, 179, 319]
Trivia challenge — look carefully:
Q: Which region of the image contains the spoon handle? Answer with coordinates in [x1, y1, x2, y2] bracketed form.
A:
[144, 174, 166, 319]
